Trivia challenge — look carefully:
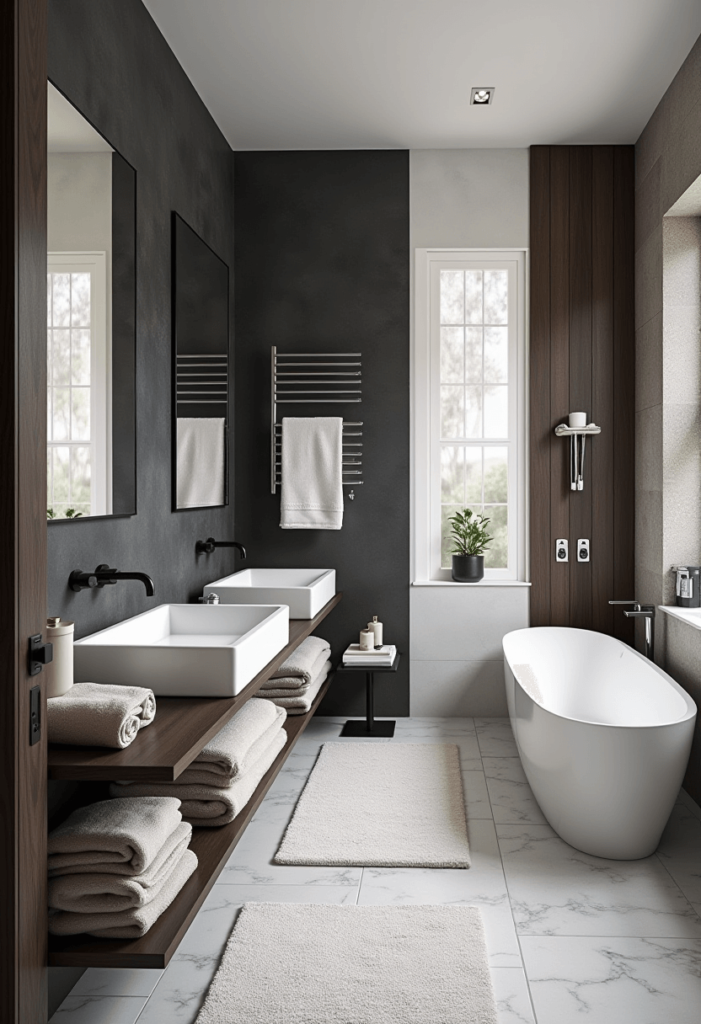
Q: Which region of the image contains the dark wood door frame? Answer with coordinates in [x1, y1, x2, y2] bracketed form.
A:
[1, 1, 48, 1022]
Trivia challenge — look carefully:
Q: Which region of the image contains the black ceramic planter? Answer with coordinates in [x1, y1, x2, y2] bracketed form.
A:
[452, 554, 484, 583]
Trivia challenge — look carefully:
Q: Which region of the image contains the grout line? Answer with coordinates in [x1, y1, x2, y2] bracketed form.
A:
[479, 723, 540, 1024]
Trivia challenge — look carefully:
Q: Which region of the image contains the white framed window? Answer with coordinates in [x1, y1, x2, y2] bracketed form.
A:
[414, 249, 527, 582]
[47, 252, 110, 518]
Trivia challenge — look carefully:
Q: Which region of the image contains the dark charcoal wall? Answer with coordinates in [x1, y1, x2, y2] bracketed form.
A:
[234, 152, 410, 717]
[47, 2, 237, 1012]
[47, 0, 238, 638]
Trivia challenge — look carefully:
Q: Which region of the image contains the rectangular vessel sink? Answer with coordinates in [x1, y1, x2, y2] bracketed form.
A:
[73, 604, 289, 698]
[203, 568, 336, 620]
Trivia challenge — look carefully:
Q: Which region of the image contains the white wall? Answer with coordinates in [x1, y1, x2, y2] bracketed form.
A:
[48, 152, 112, 267]
[410, 149, 530, 716]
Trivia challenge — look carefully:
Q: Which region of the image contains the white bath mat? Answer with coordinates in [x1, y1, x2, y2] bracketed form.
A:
[274, 742, 470, 867]
[195, 903, 497, 1024]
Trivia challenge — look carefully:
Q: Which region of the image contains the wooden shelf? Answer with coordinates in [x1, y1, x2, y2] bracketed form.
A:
[47, 593, 341, 782]
[48, 672, 333, 968]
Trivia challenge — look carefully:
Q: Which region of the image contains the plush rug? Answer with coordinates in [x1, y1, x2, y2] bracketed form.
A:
[195, 903, 497, 1024]
[274, 742, 470, 867]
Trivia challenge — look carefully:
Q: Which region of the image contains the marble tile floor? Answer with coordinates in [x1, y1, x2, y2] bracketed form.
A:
[50, 716, 701, 1024]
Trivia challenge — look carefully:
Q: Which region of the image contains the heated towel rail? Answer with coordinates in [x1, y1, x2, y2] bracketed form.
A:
[271, 346, 363, 494]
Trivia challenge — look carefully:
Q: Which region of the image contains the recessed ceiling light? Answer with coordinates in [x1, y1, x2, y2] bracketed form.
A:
[471, 87, 494, 105]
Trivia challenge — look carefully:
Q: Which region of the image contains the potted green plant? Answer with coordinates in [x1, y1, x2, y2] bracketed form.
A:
[448, 508, 493, 583]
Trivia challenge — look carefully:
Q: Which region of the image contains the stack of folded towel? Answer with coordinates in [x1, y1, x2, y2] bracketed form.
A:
[109, 698, 288, 827]
[48, 682, 156, 749]
[257, 635, 332, 715]
[48, 796, 197, 938]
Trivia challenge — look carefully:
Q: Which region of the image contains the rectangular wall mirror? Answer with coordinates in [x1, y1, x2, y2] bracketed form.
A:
[172, 212, 230, 510]
[47, 82, 136, 521]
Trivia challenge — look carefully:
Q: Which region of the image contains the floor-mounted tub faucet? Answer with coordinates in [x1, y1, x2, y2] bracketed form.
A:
[609, 600, 655, 661]
[196, 538, 246, 559]
[69, 564, 155, 596]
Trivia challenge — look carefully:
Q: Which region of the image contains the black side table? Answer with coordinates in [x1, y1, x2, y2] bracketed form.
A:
[340, 653, 400, 738]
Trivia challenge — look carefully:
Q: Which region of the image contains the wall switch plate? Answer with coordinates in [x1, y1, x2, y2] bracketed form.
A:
[577, 539, 590, 562]
[556, 539, 568, 562]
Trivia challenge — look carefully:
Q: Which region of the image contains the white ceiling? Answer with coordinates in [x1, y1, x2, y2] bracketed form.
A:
[142, 0, 701, 151]
[48, 83, 113, 153]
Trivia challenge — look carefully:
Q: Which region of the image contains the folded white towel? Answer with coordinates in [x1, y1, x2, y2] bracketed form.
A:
[48, 822, 192, 913]
[109, 728, 287, 827]
[48, 682, 156, 749]
[280, 417, 343, 530]
[174, 704, 286, 788]
[267, 660, 331, 715]
[48, 797, 183, 877]
[265, 636, 331, 685]
[260, 645, 329, 695]
[176, 417, 225, 509]
[49, 848, 198, 938]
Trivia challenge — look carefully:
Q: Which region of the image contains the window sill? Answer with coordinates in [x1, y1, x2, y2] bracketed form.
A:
[659, 605, 701, 631]
[412, 580, 531, 588]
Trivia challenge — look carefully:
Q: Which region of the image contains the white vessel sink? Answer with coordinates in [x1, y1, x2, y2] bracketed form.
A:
[73, 604, 289, 697]
[203, 568, 336, 620]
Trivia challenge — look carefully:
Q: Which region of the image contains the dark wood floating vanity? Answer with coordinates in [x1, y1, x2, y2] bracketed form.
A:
[47, 592, 342, 969]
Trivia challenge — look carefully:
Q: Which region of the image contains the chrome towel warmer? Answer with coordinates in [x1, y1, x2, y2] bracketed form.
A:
[271, 345, 363, 495]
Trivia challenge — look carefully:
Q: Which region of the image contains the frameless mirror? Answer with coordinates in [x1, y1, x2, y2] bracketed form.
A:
[172, 213, 230, 510]
[47, 82, 136, 520]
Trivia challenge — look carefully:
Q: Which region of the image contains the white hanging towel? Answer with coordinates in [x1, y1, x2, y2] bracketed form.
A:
[280, 417, 343, 530]
[176, 417, 225, 508]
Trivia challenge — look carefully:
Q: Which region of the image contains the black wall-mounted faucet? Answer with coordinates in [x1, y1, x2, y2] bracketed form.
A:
[69, 564, 155, 596]
[196, 538, 246, 559]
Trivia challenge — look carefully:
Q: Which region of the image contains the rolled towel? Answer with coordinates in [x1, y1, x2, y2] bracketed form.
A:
[48, 797, 182, 877]
[48, 682, 156, 749]
[49, 848, 198, 938]
[48, 822, 192, 913]
[109, 727, 287, 828]
[264, 636, 331, 686]
[268, 660, 331, 715]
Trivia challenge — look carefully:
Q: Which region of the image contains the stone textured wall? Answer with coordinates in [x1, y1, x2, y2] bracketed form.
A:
[635, 33, 701, 800]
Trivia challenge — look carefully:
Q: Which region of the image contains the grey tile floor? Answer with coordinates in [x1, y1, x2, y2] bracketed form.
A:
[50, 716, 701, 1024]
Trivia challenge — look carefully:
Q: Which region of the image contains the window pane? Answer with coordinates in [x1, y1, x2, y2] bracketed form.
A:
[465, 447, 482, 503]
[52, 329, 70, 385]
[440, 271, 464, 324]
[440, 326, 463, 383]
[484, 326, 508, 383]
[484, 505, 508, 568]
[465, 327, 482, 383]
[440, 504, 462, 569]
[465, 385, 482, 438]
[71, 273, 91, 326]
[71, 387, 90, 441]
[72, 329, 91, 385]
[484, 385, 508, 438]
[52, 273, 71, 327]
[440, 446, 464, 503]
[71, 447, 92, 504]
[484, 270, 508, 324]
[484, 447, 508, 503]
[52, 387, 71, 441]
[47, 274, 52, 327]
[465, 271, 483, 324]
[440, 386, 464, 438]
[52, 447, 70, 503]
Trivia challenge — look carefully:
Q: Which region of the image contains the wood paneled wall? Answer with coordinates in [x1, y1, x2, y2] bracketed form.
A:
[530, 146, 635, 639]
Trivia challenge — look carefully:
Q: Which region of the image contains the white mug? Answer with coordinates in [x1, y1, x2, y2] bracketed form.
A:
[568, 411, 587, 428]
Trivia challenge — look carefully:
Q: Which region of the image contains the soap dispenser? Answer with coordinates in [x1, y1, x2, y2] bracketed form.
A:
[46, 617, 74, 697]
[367, 615, 383, 648]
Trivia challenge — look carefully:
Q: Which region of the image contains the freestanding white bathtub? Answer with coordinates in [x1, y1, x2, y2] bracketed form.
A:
[502, 627, 697, 860]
